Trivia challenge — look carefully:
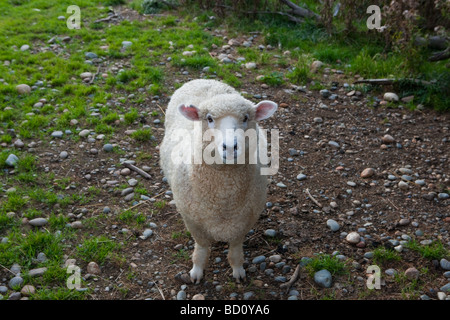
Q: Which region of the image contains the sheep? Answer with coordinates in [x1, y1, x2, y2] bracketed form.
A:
[159, 79, 277, 283]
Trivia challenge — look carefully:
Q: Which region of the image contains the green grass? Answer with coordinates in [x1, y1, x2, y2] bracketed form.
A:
[131, 128, 152, 142]
[76, 236, 120, 265]
[305, 253, 348, 277]
[373, 247, 402, 265]
[405, 240, 449, 260]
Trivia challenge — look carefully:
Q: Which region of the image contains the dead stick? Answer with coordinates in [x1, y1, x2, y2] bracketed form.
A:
[122, 162, 152, 179]
[280, 263, 301, 292]
[305, 188, 322, 208]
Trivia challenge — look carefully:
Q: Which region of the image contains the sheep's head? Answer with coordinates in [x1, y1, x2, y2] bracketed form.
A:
[178, 94, 277, 165]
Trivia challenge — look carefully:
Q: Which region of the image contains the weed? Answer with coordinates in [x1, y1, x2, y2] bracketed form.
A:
[373, 247, 401, 265]
[131, 128, 152, 142]
[406, 240, 449, 260]
[305, 254, 348, 277]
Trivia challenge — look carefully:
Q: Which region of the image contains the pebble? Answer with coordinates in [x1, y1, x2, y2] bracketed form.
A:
[20, 44, 30, 51]
[437, 292, 447, 300]
[383, 92, 399, 102]
[8, 292, 21, 300]
[243, 291, 254, 300]
[51, 131, 63, 138]
[440, 259, 450, 271]
[9, 276, 24, 289]
[276, 182, 287, 188]
[252, 255, 266, 264]
[177, 290, 186, 300]
[28, 267, 47, 277]
[87, 262, 101, 275]
[382, 134, 395, 144]
[121, 187, 134, 196]
[347, 181, 356, 187]
[360, 168, 375, 178]
[59, 151, 68, 159]
[120, 168, 130, 176]
[71, 221, 83, 229]
[245, 62, 256, 69]
[140, 229, 153, 240]
[404, 267, 419, 280]
[264, 229, 277, 237]
[5, 154, 19, 167]
[385, 268, 397, 276]
[192, 294, 205, 300]
[319, 89, 331, 98]
[313, 117, 323, 123]
[440, 283, 450, 292]
[398, 218, 410, 226]
[314, 269, 332, 288]
[16, 84, 31, 94]
[296, 174, 307, 181]
[29, 218, 48, 227]
[438, 193, 449, 200]
[14, 139, 24, 148]
[79, 129, 90, 137]
[128, 179, 138, 187]
[103, 144, 113, 152]
[326, 219, 340, 232]
[398, 181, 409, 190]
[346, 232, 360, 244]
[328, 140, 340, 148]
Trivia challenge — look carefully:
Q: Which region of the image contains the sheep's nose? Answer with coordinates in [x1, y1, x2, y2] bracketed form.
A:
[223, 141, 238, 151]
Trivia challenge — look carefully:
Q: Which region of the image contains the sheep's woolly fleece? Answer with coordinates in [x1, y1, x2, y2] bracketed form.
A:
[159, 79, 270, 244]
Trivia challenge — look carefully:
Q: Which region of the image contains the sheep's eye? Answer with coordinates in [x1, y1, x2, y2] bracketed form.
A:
[207, 115, 214, 123]
[243, 115, 249, 122]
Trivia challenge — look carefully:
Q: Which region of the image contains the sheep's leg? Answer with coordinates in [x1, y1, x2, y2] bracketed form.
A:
[190, 241, 210, 284]
[228, 241, 246, 282]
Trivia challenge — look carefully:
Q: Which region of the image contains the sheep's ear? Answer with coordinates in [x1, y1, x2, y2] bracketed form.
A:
[254, 100, 277, 121]
[178, 104, 200, 121]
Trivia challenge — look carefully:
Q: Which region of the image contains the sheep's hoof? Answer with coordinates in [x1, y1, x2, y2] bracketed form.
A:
[232, 266, 246, 283]
[189, 265, 203, 284]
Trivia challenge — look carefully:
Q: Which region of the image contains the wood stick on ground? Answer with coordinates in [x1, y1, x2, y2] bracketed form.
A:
[280, 263, 301, 292]
[305, 188, 323, 208]
[122, 162, 152, 179]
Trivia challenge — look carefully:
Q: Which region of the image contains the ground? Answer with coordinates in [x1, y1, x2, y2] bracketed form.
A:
[0, 1, 449, 301]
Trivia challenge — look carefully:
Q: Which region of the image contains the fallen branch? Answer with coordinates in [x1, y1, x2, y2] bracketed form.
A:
[279, 0, 320, 20]
[305, 188, 323, 208]
[122, 162, 152, 180]
[354, 78, 432, 86]
[429, 47, 450, 62]
[94, 14, 119, 23]
[280, 263, 301, 292]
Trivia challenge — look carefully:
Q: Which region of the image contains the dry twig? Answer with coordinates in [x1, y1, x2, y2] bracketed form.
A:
[122, 162, 152, 180]
[305, 188, 323, 208]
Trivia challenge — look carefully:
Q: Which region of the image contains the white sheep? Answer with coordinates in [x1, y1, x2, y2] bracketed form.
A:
[160, 79, 277, 283]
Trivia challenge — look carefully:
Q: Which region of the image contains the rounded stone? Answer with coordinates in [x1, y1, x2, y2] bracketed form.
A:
[314, 269, 332, 288]
[103, 144, 114, 152]
[326, 219, 340, 232]
[440, 259, 450, 271]
[87, 262, 101, 275]
[346, 232, 361, 244]
[16, 84, 31, 95]
[29, 218, 48, 227]
[8, 276, 24, 289]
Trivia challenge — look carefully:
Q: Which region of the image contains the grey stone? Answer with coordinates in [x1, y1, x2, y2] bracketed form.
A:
[314, 269, 332, 288]
[52, 130, 64, 139]
[252, 255, 266, 264]
[326, 219, 340, 232]
[103, 144, 113, 152]
[264, 229, 277, 237]
[440, 259, 450, 271]
[8, 276, 24, 289]
[438, 193, 449, 200]
[0, 286, 7, 294]
[85, 52, 98, 59]
[28, 267, 47, 277]
[59, 151, 68, 159]
[121, 187, 134, 196]
[243, 291, 254, 300]
[296, 174, 307, 181]
[140, 229, 153, 240]
[440, 283, 450, 292]
[276, 182, 287, 188]
[5, 154, 19, 167]
[29, 218, 48, 227]
[16, 84, 31, 94]
[176, 290, 186, 300]
[320, 89, 331, 98]
[328, 140, 340, 148]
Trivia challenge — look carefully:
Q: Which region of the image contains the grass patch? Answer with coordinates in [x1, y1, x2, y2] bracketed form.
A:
[131, 128, 152, 142]
[373, 247, 401, 265]
[76, 236, 120, 265]
[305, 254, 348, 276]
[405, 240, 449, 260]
